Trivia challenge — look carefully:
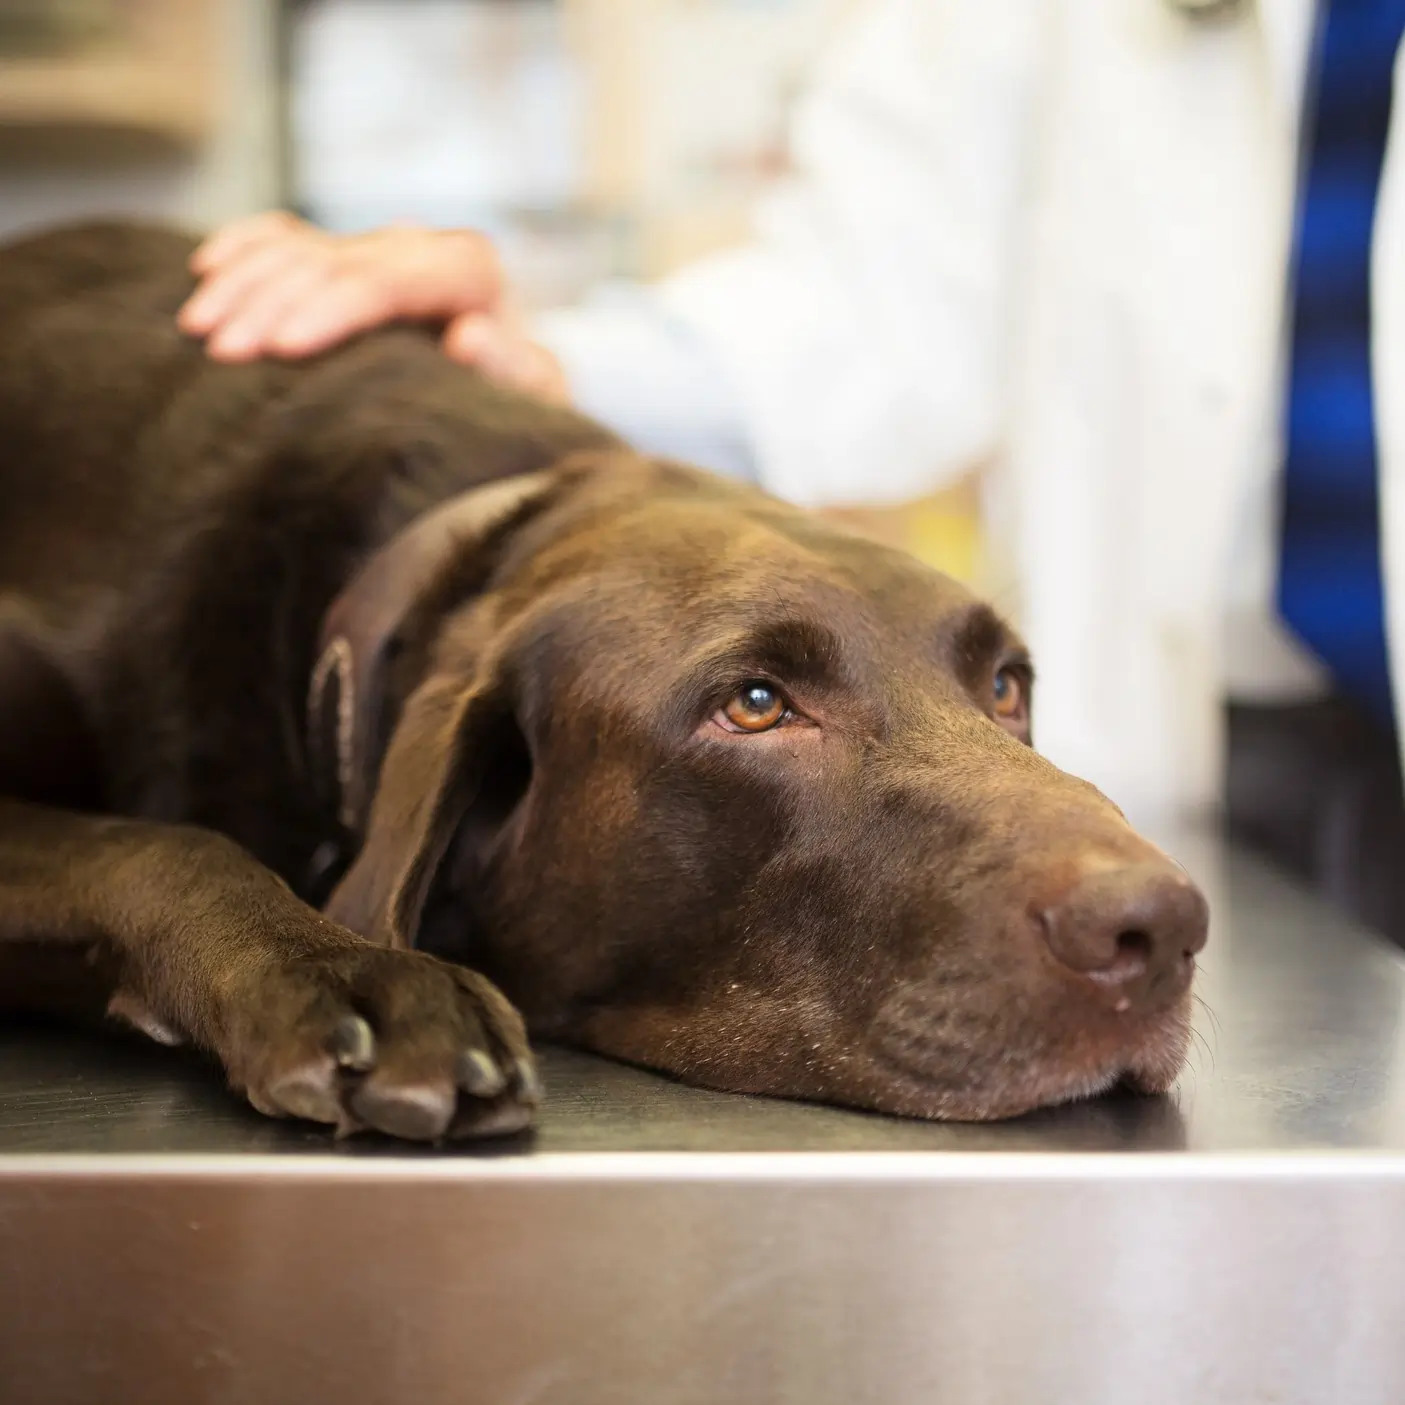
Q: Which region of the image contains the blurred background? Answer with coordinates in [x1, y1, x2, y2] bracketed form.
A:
[2, 0, 842, 304]
[0, 0, 978, 620]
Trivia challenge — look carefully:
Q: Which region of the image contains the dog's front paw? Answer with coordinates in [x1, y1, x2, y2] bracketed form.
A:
[224, 943, 539, 1141]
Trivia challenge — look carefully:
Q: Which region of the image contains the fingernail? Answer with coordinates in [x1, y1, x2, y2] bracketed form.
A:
[444, 316, 493, 363]
[271, 324, 313, 354]
[208, 333, 257, 362]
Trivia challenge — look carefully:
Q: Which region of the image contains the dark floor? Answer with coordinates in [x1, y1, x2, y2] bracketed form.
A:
[1226, 697, 1405, 947]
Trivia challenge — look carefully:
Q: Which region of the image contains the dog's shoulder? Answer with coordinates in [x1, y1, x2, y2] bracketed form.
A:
[0, 219, 198, 322]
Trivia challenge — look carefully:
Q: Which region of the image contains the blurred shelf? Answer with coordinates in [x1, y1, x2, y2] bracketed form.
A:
[0, 61, 209, 156]
[0, 1, 214, 161]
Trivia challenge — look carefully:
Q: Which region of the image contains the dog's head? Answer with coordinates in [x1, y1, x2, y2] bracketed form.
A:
[322, 455, 1206, 1121]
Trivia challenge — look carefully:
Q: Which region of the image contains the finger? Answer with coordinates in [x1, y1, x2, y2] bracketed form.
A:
[181, 240, 304, 339]
[445, 316, 569, 404]
[247, 233, 499, 356]
[189, 210, 306, 275]
[444, 315, 525, 386]
[441, 310, 498, 367]
[511, 344, 572, 406]
[264, 267, 401, 358]
[183, 243, 322, 353]
[207, 261, 345, 362]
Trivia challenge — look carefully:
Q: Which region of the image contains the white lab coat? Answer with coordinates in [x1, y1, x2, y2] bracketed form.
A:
[550, 0, 1405, 826]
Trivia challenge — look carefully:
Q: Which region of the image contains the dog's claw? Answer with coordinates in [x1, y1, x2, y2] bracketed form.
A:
[512, 1056, 542, 1106]
[330, 1013, 376, 1070]
[457, 1048, 507, 1098]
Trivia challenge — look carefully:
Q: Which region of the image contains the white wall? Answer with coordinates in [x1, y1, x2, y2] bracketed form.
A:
[0, 0, 280, 240]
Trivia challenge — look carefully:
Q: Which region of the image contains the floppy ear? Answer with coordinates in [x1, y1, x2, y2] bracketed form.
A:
[323, 658, 517, 948]
[309, 463, 585, 946]
[307, 469, 560, 837]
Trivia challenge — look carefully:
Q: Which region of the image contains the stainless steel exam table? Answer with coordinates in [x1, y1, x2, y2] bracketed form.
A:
[2, 830, 1405, 1405]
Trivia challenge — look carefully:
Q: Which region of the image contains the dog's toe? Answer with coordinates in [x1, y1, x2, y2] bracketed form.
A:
[449, 1094, 536, 1140]
[510, 1055, 542, 1105]
[342, 952, 537, 1141]
[350, 1074, 457, 1141]
[267, 1062, 343, 1125]
[232, 945, 539, 1143]
[457, 1047, 508, 1098]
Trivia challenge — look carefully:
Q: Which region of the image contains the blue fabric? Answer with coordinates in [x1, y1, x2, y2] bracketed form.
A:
[1279, 0, 1405, 727]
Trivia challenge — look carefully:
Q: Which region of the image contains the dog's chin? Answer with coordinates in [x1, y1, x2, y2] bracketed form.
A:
[862, 995, 1195, 1123]
[577, 989, 1194, 1124]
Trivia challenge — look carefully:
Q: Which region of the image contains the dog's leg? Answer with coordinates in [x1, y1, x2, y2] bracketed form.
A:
[0, 799, 536, 1140]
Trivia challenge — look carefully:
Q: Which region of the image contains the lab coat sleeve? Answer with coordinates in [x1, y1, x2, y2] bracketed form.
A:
[533, 286, 758, 482]
[539, 0, 1040, 507]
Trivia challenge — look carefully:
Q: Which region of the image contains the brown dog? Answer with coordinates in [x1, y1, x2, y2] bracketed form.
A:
[0, 222, 1207, 1140]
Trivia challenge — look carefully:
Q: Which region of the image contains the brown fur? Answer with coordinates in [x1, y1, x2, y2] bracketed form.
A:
[0, 222, 1207, 1140]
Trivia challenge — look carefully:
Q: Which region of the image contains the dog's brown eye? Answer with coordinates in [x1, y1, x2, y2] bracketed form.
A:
[993, 667, 1023, 719]
[720, 682, 787, 733]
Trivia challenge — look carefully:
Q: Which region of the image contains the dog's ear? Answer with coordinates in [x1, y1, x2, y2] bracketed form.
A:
[308, 469, 561, 838]
[323, 654, 519, 948]
[311, 463, 591, 945]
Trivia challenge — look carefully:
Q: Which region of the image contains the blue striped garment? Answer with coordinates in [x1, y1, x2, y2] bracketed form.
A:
[1278, 0, 1405, 729]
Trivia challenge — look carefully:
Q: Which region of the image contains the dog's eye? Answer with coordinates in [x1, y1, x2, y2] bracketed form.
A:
[993, 667, 1023, 719]
[719, 682, 788, 733]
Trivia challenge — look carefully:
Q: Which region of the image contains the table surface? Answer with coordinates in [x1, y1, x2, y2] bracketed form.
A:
[3, 828, 1404, 1164]
[9, 832, 1405, 1405]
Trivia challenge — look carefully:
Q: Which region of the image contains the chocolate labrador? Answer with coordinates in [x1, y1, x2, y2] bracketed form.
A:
[0, 221, 1207, 1140]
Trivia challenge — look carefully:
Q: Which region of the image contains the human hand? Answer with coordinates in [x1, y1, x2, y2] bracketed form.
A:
[178, 212, 570, 404]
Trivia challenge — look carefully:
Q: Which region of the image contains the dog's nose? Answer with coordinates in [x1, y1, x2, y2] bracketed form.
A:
[1037, 859, 1208, 1010]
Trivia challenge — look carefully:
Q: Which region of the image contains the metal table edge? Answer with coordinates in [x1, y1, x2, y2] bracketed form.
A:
[6, 1147, 1405, 1181]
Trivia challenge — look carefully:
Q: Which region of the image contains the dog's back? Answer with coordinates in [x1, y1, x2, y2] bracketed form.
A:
[0, 222, 612, 605]
[0, 223, 286, 601]
[0, 221, 613, 854]
[0, 219, 194, 317]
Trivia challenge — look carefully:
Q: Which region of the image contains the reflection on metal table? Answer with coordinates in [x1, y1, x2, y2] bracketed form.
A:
[3, 831, 1405, 1404]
